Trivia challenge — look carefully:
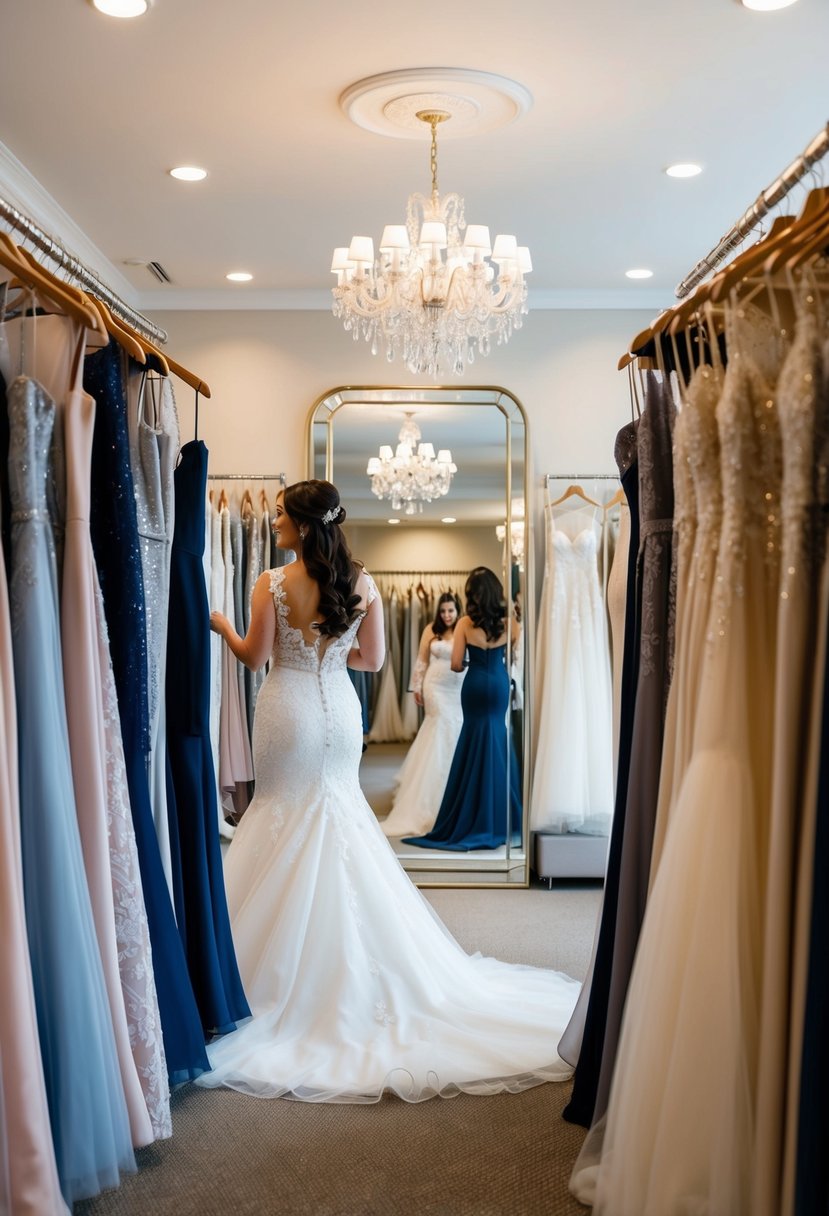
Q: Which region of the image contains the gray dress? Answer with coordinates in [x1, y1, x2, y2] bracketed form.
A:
[594, 370, 676, 1119]
[127, 370, 180, 898]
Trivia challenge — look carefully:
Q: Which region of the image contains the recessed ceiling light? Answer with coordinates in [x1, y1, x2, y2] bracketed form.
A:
[90, 0, 151, 15]
[226, 272, 253, 282]
[665, 162, 703, 178]
[169, 166, 208, 182]
[625, 268, 654, 280]
[387, 518, 401, 525]
[441, 517, 457, 524]
[739, 0, 799, 10]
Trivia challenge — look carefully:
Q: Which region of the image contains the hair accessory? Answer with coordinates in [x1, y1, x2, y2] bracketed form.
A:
[321, 504, 342, 525]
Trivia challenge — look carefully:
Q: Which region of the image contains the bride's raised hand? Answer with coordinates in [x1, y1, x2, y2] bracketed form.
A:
[210, 611, 230, 637]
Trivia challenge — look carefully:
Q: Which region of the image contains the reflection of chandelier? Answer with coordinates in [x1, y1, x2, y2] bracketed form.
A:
[366, 413, 457, 515]
[331, 111, 531, 379]
[496, 520, 525, 564]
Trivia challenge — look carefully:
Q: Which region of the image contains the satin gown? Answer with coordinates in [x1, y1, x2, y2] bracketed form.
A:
[165, 439, 251, 1035]
[404, 642, 522, 851]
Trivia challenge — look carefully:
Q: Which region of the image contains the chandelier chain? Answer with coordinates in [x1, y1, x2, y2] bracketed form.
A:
[430, 117, 439, 198]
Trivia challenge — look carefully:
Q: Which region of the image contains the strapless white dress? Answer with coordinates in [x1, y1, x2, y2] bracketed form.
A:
[382, 639, 465, 838]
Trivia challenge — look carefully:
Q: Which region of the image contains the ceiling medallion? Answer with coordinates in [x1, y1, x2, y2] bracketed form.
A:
[331, 71, 533, 378]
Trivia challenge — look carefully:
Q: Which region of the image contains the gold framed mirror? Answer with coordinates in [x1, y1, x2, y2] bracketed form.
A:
[307, 385, 531, 887]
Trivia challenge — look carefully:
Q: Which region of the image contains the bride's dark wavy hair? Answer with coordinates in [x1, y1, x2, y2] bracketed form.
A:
[282, 480, 363, 638]
[464, 566, 507, 642]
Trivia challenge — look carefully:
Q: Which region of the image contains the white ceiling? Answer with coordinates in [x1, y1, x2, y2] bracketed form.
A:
[1, 0, 828, 316]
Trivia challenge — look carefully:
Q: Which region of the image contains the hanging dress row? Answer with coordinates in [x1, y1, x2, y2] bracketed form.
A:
[567, 188, 829, 1214]
[203, 480, 290, 830]
[0, 235, 249, 1210]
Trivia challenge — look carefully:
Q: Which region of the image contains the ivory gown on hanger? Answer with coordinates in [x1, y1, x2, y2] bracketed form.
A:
[197, 568, 579, 1102]
[531, 504, 614, 835]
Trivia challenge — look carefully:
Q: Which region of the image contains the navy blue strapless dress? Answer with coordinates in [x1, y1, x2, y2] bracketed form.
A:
[404, 643, 522, 851]
[165, 440, 250, 1035]
[85, 342, 209, 1084]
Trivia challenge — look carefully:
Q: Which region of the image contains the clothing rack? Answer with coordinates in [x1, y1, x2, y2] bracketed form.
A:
[674, 119, 829, 300]
[207, 473, 287, 484]
[0, 193, 168, 345]
[545, 473, 619, 482]
[372, 569, 468, 577]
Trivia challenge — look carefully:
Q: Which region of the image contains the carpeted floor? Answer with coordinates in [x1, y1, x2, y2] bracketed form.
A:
[77, 884, 600, 1216]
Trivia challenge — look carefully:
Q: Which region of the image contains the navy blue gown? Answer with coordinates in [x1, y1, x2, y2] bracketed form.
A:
[165, 439, 250, 1035]
[563, 418, 640, 1128]
[404, 643, 522, 851]
[86, 342, 209, 1084]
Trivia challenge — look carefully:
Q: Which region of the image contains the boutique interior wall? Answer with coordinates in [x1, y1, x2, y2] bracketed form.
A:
[148, 306, 654, 574]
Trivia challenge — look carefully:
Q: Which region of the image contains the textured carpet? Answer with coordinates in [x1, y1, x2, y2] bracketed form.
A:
[77, 884, 600, 1216]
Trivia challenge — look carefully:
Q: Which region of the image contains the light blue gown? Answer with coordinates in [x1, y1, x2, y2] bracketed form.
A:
[7, 375, 135, 1204]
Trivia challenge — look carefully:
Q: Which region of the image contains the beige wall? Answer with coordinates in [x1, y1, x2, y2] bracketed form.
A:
[148, 306, 653, 591]
[149, 307, 652, 479]
[345, 523, 502, 576]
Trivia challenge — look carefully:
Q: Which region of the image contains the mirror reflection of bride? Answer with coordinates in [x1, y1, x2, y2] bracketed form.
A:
[381, 593, 466, 838]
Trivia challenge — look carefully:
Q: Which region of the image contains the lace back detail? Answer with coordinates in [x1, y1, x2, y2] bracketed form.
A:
[267, 566, 369, 673]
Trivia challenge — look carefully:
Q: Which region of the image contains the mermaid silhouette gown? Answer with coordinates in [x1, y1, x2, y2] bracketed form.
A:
[196, 569, 577, 1101]
[404, 642, 522, 851]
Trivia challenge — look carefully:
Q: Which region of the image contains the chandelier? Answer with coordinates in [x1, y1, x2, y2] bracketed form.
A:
[366, 413, 457, 515]
[331, 110, 531, 378]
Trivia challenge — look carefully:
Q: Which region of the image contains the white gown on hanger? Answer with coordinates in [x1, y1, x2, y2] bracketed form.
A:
[381, 638, 465, 838]
[531, 507, 614, 834]
[196, 569, 579, 1103]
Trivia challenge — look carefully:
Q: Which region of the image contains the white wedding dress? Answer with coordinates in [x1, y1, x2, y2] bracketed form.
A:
[381, 638, 465, 838]
[196, 568, 579, 1103]
[531, 507, 614, 834]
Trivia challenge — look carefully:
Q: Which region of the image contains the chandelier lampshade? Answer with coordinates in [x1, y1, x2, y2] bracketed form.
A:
[366, 414, 457, 515]
[332, 110, 531, 378]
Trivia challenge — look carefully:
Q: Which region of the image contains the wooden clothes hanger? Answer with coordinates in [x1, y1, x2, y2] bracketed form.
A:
[549, 483, 602, 509]
[616, 213, 801, 370]
[603, 487, 626, 513]
[0, 234, 105, 334]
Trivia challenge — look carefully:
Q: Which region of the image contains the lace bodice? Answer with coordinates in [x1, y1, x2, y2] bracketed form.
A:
[429, 638, 454, 662]
[268, 566, 377, 675]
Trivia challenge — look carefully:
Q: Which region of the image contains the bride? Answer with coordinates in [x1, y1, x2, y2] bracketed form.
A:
[381, 592, 466, 839]
[201, 479, 579, 1103]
